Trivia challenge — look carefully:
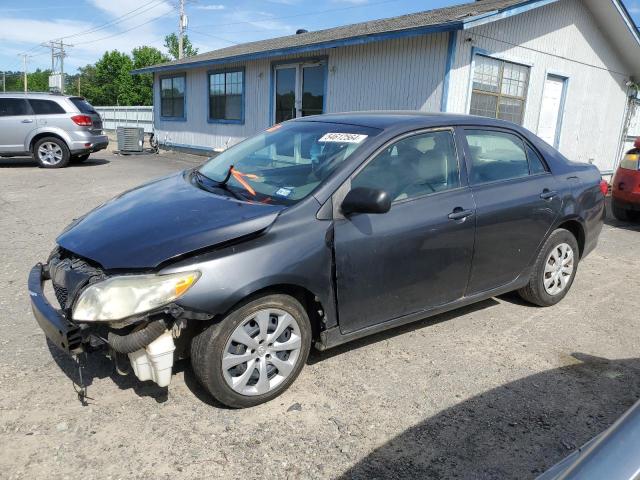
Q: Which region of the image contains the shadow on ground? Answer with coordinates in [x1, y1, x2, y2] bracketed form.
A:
[339, 353, 640, 480]
[0, 157, 110, 168]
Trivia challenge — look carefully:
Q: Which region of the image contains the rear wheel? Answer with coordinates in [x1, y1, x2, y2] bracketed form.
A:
[33, 137, 70, 168]
[190, 294, 311, 408]
[612, 200, 630, 221]
[518, 228, 579, 307]
[71, 153, 90, 163]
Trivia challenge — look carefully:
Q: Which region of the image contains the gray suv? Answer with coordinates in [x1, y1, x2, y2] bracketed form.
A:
[0, 93, 108, 168]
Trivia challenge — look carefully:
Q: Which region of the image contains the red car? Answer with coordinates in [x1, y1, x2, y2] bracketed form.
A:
[612, 137, 640, 221]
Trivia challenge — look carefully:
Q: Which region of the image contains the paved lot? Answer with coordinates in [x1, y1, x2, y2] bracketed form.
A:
[1, 150, 639, 480]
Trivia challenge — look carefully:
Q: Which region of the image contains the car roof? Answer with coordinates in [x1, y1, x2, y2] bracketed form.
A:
[293, 111, 524, 131]
[0, 92, 78, 100]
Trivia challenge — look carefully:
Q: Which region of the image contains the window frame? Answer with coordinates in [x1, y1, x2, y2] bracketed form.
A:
[207, 67, 245, 125]
[347, 127, 465, 206]
[468, 50, 531, 125]
[461, 127, 551, 187]
[159, 73, 187, 121]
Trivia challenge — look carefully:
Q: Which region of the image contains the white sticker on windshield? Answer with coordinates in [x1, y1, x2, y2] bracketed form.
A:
[275, 187, 294, 198]
[319, 133, 368, 144]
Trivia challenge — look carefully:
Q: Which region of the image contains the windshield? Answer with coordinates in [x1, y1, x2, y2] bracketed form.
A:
[198, 121, 379, 205]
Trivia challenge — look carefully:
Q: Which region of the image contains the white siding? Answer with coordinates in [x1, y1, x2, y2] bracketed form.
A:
[153, 33, 450, 151]
[446, 0, 633, 171]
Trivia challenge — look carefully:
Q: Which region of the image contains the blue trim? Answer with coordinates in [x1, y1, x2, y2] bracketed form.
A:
[206, 66, 245, 125]
[132, 23, 460, 74]
[159, 72, 187, 121]
[441, 30, 457, 113]
[462, 0, 559, 30]
[269, 56, 328, 125]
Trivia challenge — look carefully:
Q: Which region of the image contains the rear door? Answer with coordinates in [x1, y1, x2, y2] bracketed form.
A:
[28, 98, 70, 132]
[462, 128, 561, 294]
[0, 97, 35, 153]
[333, 128, 476, 334]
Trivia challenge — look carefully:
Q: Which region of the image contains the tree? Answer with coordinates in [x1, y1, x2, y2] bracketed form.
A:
[132, 46, 169, 105]
[164, 33, 199, 60]
[93, 50, 136, 105]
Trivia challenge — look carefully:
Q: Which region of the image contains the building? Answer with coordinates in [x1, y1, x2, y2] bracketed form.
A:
[132, 0, 640, 174]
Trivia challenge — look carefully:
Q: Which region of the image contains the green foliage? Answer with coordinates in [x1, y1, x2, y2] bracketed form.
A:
[164, 33, 199, 60]
[132, 46, 170, 105]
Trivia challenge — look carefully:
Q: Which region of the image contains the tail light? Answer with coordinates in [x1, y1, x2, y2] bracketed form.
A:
[599, 179, 609, 196]
[71, 115, 93, 127]
[635, 137, 640, 149]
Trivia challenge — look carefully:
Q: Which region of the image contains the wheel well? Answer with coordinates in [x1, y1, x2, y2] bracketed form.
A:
[29, 132, 67, 152]
[557, 220, 585, 258]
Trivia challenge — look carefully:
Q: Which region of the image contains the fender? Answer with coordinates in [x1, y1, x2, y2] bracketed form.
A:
[25, 126, 73, 151]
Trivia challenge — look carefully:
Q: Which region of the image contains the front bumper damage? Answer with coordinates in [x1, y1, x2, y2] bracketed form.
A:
[28, 257, 179, 388]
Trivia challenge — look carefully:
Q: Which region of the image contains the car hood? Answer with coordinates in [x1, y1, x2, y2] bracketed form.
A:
[57, 171, 284, 269]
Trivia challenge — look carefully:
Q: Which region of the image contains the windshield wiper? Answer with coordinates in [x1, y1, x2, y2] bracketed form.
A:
[191, 168, 248, 201]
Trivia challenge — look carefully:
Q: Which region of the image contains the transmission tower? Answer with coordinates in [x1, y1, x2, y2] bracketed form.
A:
[42, 40, 73, 93]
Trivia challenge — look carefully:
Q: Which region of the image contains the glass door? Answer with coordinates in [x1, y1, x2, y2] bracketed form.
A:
[274, 62, 325, 124]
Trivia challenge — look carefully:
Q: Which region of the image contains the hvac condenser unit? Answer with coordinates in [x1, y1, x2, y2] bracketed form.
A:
[117, 127, 144, 153]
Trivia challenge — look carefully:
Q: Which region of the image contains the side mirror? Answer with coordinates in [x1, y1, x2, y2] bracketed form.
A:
[341, 187, 391, 216]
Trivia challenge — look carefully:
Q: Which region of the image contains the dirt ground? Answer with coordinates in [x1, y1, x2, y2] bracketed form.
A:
[1, 150, 639, 480]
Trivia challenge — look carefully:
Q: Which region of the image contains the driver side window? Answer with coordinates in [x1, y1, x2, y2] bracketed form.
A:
[351, 130, 460, 202]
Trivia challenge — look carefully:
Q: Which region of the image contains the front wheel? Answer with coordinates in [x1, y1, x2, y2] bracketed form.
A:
[518, 228, 579, 307]
[190, 294, 312, 408]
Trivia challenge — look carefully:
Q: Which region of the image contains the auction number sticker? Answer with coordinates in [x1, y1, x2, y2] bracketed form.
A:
[319, 133, 368, 144]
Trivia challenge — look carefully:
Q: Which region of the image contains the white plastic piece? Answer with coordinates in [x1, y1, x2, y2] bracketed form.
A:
[128, 330, 176, 388]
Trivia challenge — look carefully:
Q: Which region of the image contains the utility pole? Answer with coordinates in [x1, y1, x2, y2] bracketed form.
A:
[178, 0, 186, 59]
[18, 54, 30, 92]
[42, 40, 72, 93]
[2, 71, 5, 93]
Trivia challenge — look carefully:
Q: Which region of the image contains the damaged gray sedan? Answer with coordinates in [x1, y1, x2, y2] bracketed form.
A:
[29, 113, 605, 408]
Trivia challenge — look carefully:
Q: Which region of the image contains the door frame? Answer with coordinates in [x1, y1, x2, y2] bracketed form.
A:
[537, 72, 569, 149]
[269, 56, 328, 125]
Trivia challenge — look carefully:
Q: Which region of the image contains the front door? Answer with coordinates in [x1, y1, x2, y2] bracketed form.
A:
[0, 97, 35, 153]
[537, 74, 567, 148]
[463, 128, 562, 294]
[274, 62, 325, 124]
[333, 129, 476, 334]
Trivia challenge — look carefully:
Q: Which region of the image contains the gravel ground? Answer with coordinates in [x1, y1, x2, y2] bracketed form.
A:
[1, 150, 639, 480]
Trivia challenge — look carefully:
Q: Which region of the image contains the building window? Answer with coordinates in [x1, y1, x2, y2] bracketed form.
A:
[470, 55, 530, 125]
[160, 74, 185, 119]
[208, 70, 244, 123]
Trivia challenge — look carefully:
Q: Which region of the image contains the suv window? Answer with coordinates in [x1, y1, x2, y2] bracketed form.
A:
[465, 130, 530, 184]
[29, 99, 66, 115]
[352, 130, 460, 202]
[69, 97, 97, 114]
[0, 98, 30, 117]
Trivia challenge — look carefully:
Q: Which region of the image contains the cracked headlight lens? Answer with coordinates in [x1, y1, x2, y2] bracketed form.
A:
[72, 271, 200, 322]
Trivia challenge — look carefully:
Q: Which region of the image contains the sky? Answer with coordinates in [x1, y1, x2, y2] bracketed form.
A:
[1, 0, 639, 75]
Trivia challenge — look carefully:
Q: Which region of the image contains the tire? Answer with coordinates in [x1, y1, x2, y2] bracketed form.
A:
[33, 137, 70, 168]
[190, 294, 312, 408]
[518, 228, 579, 307]
[71, 153, 90, 163]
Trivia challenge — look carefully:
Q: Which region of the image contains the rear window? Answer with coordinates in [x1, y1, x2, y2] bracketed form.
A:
[29, 99, 66, 115]
[69, 97, 97, 114]
[619, 151, 639, 171]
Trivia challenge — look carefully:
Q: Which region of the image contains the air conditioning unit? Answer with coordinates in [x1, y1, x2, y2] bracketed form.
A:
[117, 127, 144, 153]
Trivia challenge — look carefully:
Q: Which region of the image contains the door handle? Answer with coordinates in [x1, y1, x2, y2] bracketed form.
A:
[21, 119, 33, 123]
[448, 208, 474, 221]
[540, 189, 557, 200]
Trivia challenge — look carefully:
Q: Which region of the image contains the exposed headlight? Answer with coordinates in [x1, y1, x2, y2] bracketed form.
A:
[72, 271, 200, 322]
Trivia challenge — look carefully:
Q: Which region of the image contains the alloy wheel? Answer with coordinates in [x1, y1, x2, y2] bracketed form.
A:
[543, 243, 575, 296]
[222, 308, 302, 396]
[37, 142, 64, 166]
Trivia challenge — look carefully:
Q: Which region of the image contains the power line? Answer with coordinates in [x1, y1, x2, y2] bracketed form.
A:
[189, 28, 237, 45]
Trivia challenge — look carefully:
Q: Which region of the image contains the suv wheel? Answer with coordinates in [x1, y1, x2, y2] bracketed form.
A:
[518, 228, 579, 307]
[33, 137, 70, 168]
[191, 294, 312, 408]
[71, 153, 90, 163]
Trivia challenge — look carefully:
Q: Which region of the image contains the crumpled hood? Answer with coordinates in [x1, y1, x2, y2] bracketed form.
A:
[57, 171, 283, 269]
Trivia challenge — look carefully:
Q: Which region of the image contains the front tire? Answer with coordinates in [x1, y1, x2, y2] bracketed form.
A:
[190, 294, 312, 408]
[518, 228, 579, 307]
[33, 137, 70, 168]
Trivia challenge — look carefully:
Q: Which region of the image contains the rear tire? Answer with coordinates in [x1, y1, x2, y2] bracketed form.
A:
[612, 200, 630, 221]
[190, 294, 311, 408]
[71, 153, 90, 163]
[518, 228, 579, 307]
[33, 137, 70, 168]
